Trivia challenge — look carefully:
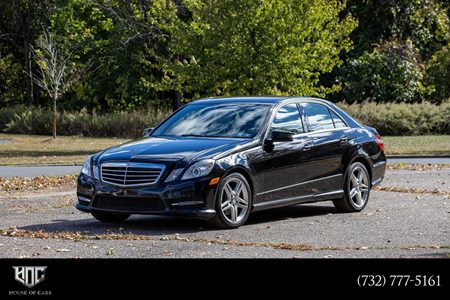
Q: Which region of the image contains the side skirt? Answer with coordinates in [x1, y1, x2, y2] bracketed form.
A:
[252, 190, 344, 212]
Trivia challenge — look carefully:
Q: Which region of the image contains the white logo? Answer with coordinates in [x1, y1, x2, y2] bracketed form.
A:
[13, 266, 47, 288]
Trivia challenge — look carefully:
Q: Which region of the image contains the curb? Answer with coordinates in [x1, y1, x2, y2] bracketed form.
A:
[386, 156, 450, 159]
[0, 164, 82, 167]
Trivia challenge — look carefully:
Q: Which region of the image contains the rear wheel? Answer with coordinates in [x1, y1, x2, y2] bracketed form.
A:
[333, 162, 370, 212]
[208, 173, 252, 229]
[91, 211, 130, 222]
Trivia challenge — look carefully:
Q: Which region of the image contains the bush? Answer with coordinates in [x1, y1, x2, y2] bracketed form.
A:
[0, 105, 28, 131]
[0, 106, 170, 138]
[340, 39, 430, 103]
[338, 101, 450, 135]
[1, 102, 449, 137]
[426, 43, 450, 102]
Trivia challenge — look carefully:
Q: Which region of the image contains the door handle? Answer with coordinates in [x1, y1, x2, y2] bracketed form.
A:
[340, 135, 349, 144]
[302, 143, 312, 151]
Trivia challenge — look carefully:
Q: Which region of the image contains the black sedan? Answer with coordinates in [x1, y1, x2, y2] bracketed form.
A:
[76, 97, 386, 228]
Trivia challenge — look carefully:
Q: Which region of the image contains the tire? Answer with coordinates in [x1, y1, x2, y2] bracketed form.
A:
[333, 162, 371, 212]
[208, 173, 252, 229]
[91, 211, 130, 223]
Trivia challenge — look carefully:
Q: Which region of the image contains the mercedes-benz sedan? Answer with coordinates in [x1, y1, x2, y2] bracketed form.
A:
[76, 97, 386, 228]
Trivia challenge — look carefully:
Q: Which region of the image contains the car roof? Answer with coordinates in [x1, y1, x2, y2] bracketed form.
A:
[191, 96, 330, 105]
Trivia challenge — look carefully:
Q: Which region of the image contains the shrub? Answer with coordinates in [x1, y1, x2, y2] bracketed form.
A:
[0, 105, 28, 131]
[426, 43, 450, 102]
[338, 101, 450, 135]
[1, 102, 449, 137]
[340, 39, 430, 103]
[1, 106, 170, 138]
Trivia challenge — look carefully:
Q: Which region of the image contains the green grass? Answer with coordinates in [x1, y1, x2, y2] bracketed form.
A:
[0, 134, 448, 165]
[383, 135, 450, 156]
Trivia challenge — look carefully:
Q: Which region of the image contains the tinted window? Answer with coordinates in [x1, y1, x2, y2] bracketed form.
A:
[271, 104, 304, 134]
[302, 103, 334, 131]
[330, 110, 347, 128]
[152, 103, 270, 138]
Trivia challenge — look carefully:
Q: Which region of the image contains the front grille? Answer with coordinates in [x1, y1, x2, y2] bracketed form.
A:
[93, 196, 165, 212]
[101, 162, 165, 187]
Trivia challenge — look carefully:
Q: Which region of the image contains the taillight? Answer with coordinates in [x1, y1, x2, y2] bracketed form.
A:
[375, 133, 384, 151]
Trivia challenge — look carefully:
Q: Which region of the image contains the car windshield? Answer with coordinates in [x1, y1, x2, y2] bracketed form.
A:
[152, 103, 271, 138]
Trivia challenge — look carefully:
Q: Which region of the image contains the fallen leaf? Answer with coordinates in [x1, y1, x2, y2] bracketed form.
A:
[55, 248, 71, 252]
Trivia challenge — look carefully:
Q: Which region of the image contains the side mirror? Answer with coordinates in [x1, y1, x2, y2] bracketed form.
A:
[143, 127, 154, 137]
[271, 129, 293, 142]
[263, 129, 293, 152]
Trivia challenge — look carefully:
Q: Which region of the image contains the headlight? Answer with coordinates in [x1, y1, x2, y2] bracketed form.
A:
[165, 168, 184, 183]
[181, 159, 215, 180]
[81, 156, 92, 177]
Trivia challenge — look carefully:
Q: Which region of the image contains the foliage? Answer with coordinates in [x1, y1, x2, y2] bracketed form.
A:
[332, 0, 450, 104]
[426, 43, 450, 101]
[162, 0, 356, 100]
[0, 54, 25, 106]
[340, 39, 430, 103]
[1, 106, 170, 138]
[1, 102, 449, 137]
[346, 0, 450, 59]
[338, 101, 450, 135]
[0, 105, 28, 130]
[1, 0, 449, 111]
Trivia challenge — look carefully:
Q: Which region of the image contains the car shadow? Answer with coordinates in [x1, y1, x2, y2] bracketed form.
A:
[19, 204, 338, 236]
[247, 204, 336, 225]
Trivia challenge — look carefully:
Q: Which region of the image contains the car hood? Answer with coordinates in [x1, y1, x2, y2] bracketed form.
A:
[96, 136, 250, 165]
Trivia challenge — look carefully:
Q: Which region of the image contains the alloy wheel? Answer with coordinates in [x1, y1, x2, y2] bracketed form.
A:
[348, 166, 370, 208]
[220, 177, 250, 224]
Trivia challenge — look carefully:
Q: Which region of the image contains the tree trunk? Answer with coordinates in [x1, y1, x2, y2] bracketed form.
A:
[24, 0, 34, 106]
[172, 91, 182, 111]
[52, 97, 57, 139]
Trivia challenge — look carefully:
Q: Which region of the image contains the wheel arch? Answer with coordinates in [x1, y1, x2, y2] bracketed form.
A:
[220, 165, 255, 200]
[345, 155, 373, 184]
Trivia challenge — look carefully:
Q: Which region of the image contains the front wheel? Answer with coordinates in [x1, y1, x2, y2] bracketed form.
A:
[91, 211, 130, 223]
[208, 173, 252, 229]
[333, 162, 371, 212]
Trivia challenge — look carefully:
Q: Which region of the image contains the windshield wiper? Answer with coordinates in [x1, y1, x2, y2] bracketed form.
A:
[180, 134, 210, 137]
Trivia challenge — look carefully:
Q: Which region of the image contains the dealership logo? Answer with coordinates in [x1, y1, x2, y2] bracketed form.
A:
[13, 266, 47, 288]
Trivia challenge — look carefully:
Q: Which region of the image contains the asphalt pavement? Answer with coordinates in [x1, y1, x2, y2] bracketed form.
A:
[0, 157, 449, 178]
[0, 165, 81, 178]
[0, 168, 448, 258]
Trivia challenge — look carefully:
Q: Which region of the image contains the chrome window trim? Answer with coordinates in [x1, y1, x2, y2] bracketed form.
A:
[100, 162, 166, 187]
[262, 98, 351, 142]
[300, 101, 350, 132]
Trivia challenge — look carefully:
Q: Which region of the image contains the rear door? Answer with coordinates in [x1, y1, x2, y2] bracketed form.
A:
[300, 102, 351, 194]
[261, 103, 314, 202]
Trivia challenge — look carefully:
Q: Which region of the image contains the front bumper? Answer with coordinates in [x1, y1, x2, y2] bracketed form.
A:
[76, 173, 218, 220]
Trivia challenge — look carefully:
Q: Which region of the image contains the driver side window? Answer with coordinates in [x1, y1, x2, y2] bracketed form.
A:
[271, 104, 304, 135]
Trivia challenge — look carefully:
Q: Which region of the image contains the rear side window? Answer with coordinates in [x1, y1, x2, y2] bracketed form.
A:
[330, 110, 347, 128]
[301, 103, 334, 131]
[271, 104, 304, 134]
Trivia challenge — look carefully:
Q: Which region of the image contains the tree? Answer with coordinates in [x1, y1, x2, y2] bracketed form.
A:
[345, 0, 450, 59]
[330, 0, 450, 103]
[31, 29, 74, 138]
[340, 39, 429, 103]
[0, 0, 46, 106]
[161, 0, 356, 101]
[90, 0, 183, 111]
[427, 43, 450, 102]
